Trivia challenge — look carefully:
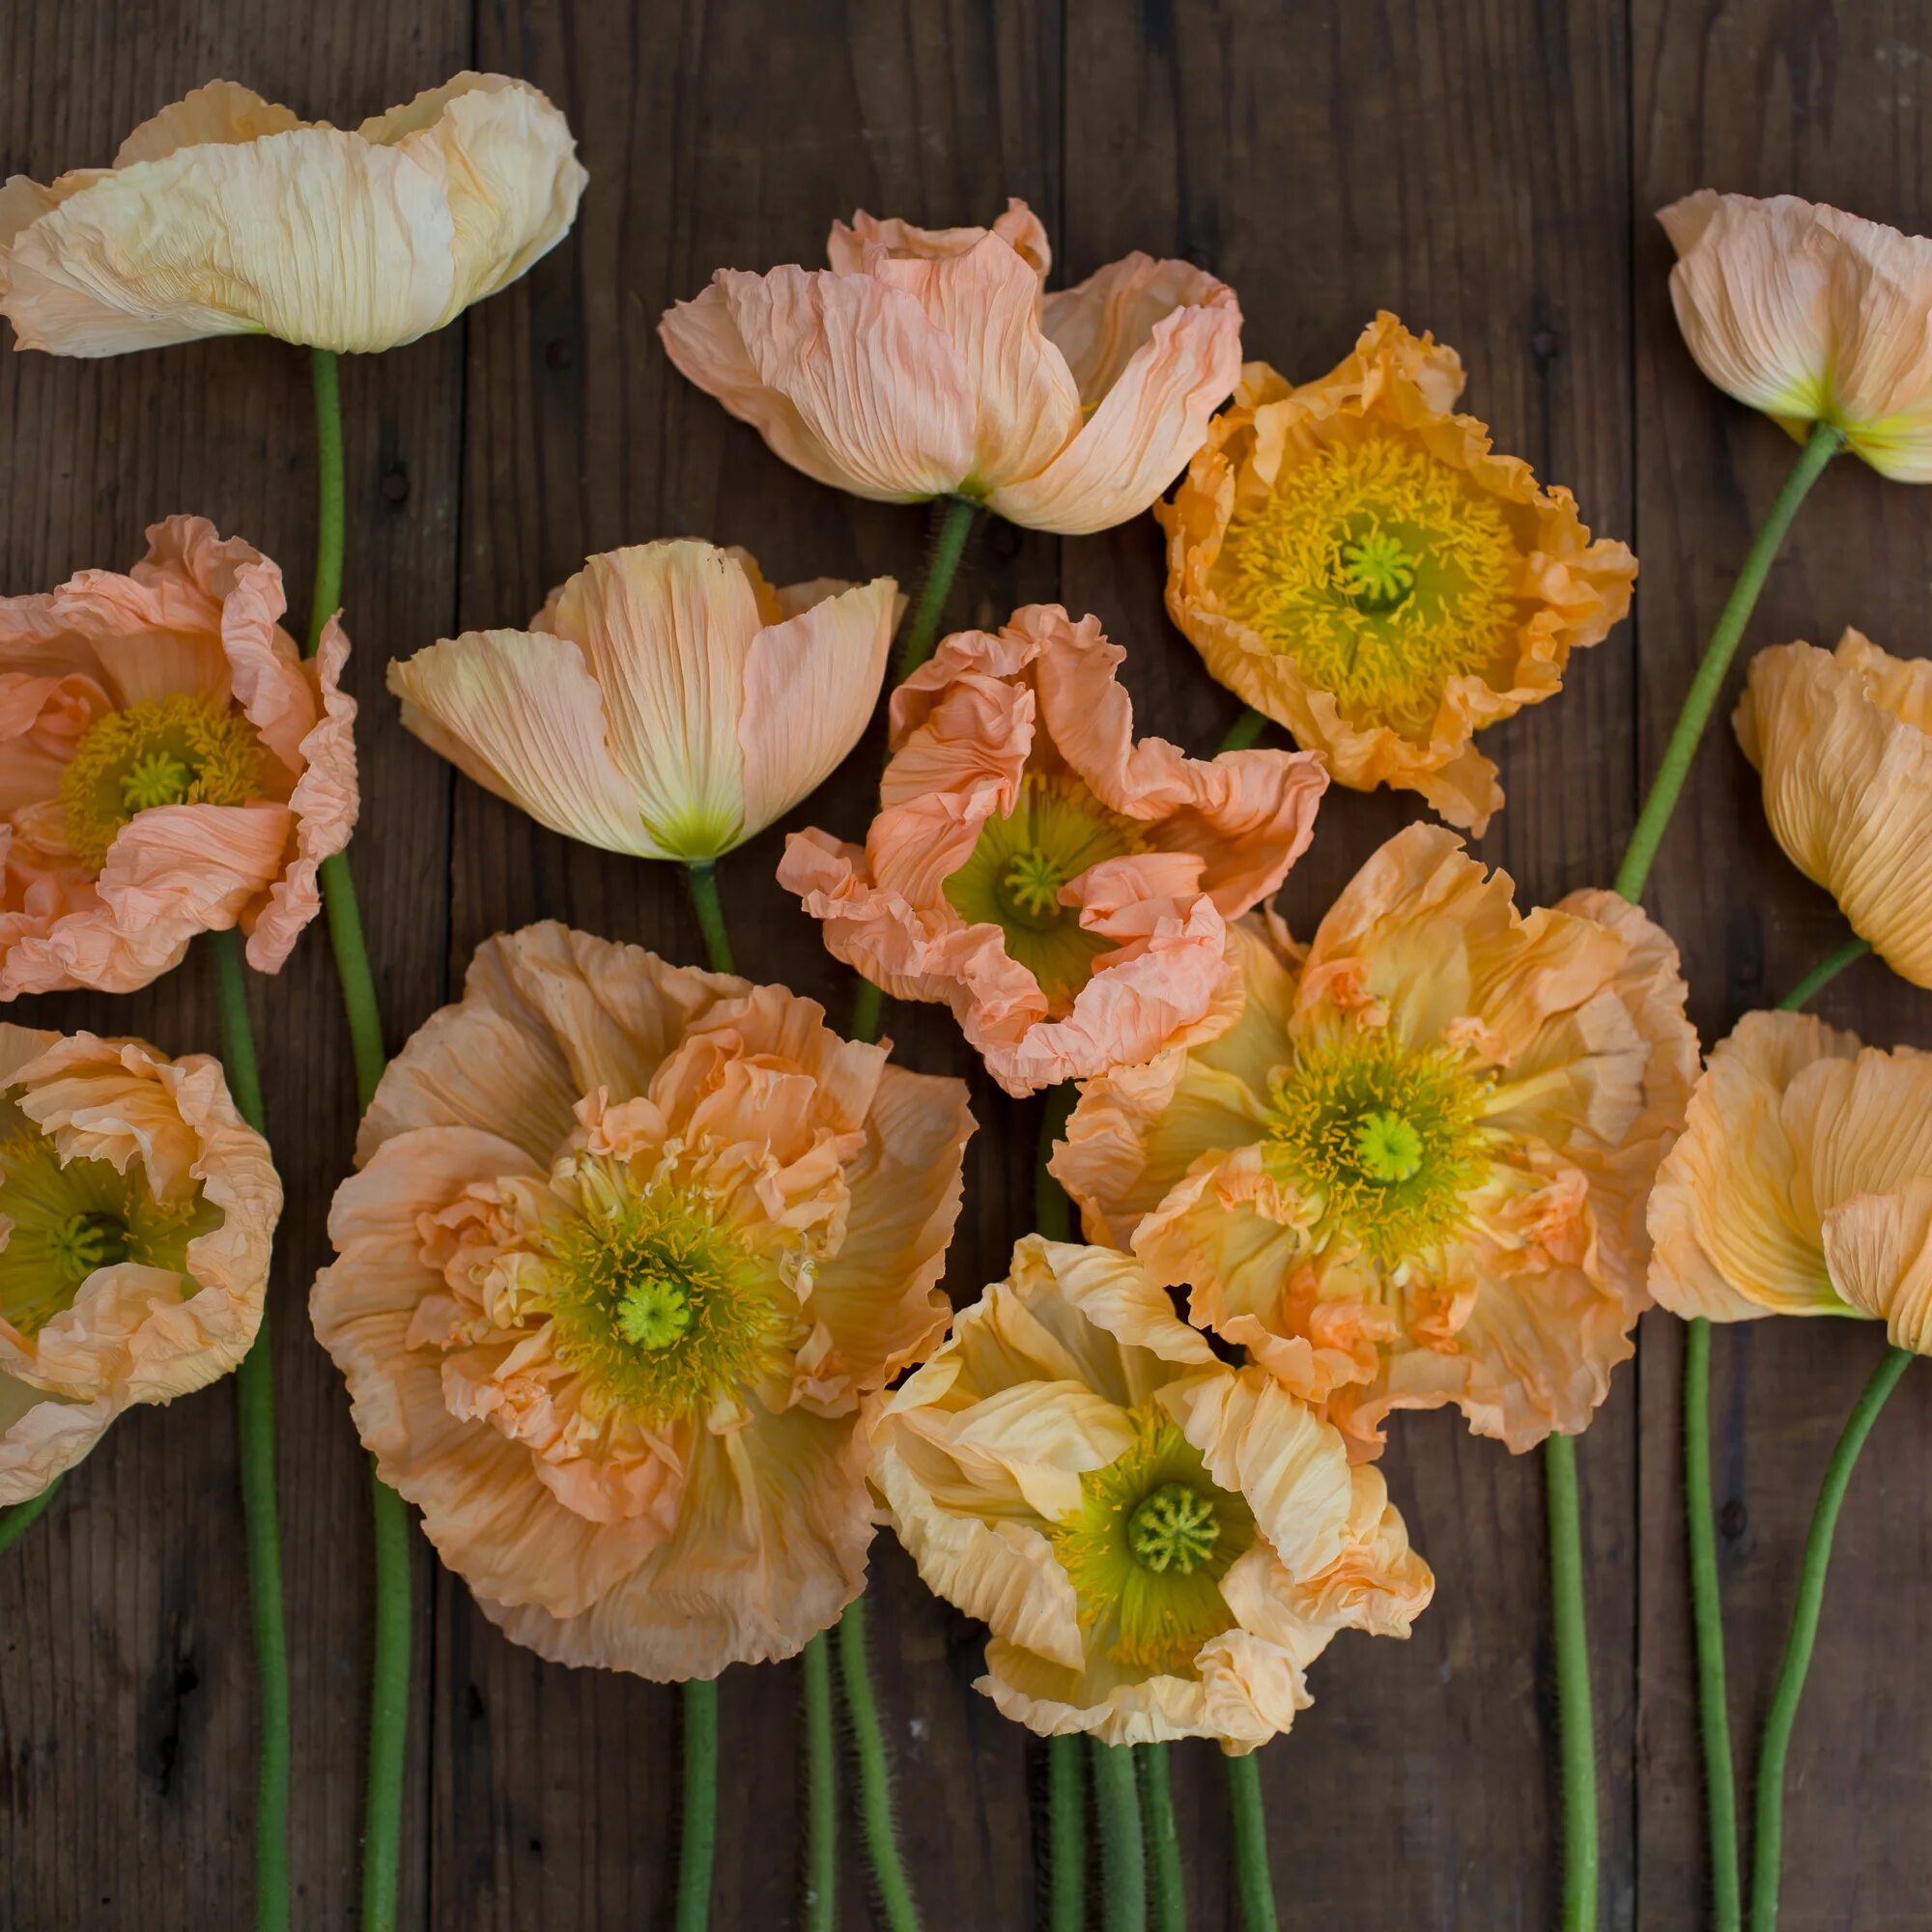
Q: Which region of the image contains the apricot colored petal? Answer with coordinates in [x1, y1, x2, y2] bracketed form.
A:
[1822, 1178, 1932, 1352]
[739, 578, 894, 838]
[0, 1376, 115, 1505]
[827, 200, 1050, 279]
[389, 626, 661, 857]
[112, 81, 304, 165]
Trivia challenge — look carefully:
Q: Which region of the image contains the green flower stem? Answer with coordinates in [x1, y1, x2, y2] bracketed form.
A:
[1225, 1752, 1278, 1932]
[1611, 421, 1843, 905]
[0, 1477, 62, 1558]
[1138, 1744, 1184, 1930]
[210, 927, 290, 1932]
[1036, 1084, 1076, 1242]
[1215, 708, 1269, 754]
[1748, 1345, 1913, 1932]
[895, 495, 979, 686]
[1776, 935, 1870, 1012]
[683, 861, 735, 975]
[1682, 1316, 1739, 1932]
[677, 1677, 719, 1932]
[801, 1633, 837, 1932]
[1546, 1431, 1597, 1932]
[302, 341, 412, 1932]
[1091, 1741, 1145, 1932]
[1047, 1734, 1086, 1932]
[838, 1595, 922, 1932]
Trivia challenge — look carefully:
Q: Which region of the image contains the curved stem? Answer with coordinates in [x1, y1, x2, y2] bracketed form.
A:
[1613, 422, 1842, 904]
[1683, 1317, 1740, 1932]
[1225, 1752, 1278, 1932]
[302, 341, 412, 1932]
[677, 1677, 719, 1932]
[1138, 1744, 1183, 1930]
[850, 977, 884, 1045]
[683, 862, 735, 975]
[838, 1595, 922, 1932]
[894, 496, 979, 686]
[1546, 1431, 1598, 1932]
[1036, 1084, 1076, 1242]
[1776, 935, 1869, 1013]
[1047, 1734, 1087, 1932]
[801, 1633, 837, 1932]
[1215, 707, 1268, 754]
[1091, 1742, 1145, 1932]
[1748, 1345, 1912, 1932]
[210, 929, 290, 1932]
[0, 1478, 62, 1558]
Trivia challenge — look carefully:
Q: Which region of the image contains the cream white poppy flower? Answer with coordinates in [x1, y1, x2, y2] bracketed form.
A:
[0, 73, 586, 356]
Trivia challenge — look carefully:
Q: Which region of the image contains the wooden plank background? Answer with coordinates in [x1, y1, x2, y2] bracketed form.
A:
[2, 1, 1928, 1924]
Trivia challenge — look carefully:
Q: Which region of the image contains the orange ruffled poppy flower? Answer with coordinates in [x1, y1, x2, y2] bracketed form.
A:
[1647, 1010, 1932, 1350]
[1661, 191, 1932, 480]
[778, 603, 1328, 1097]
[1, 1022, 279, 1503]
[1, 516, 356, 998]
[873, 1236, 1432, 1750]
[1735, 629, 1932, 987]
[660, 200, 1241, 534]
[1157, 314, 1637, 833]
[1052, 825, 1698, 1458]
[1, 74, 584, 355]
[311, 922, 973, 1680]
[389, 541, 895, 863]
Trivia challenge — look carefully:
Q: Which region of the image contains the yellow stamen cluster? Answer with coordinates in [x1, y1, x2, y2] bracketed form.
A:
[943, 772, 1148, 1006]
[1050, 1405, 1253, 1673]
[0, 1125, 205, 1337]
[58, 693, 264, 870]
[1218, 428, 1521, 734]
[1264, 1025, 1493, 1266]
[542, 1158, 781, 1426]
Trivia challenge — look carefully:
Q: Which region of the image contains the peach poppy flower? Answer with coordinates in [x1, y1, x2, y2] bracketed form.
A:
[311, 922, 972, 1680]
[0, 74, 584, 355]
[778, 603, 1328, 1097]
[873, 1236, 1432, 1750]
[1052, 825, 1699, 1458]
[1156, 314, 1637, 834]
[1647, 1010, 1932, 1350]
[1, 515, 356, 999]
[0, 1022, 279, 1504]
[1661, 191, 1932, 480]
[659, 200, 1241, 534]
[1735, 628, 1932, 986]
[389, 541, 895, 863]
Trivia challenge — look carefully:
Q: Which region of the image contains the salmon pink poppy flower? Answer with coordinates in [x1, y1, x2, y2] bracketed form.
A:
[311, 923, 973, 1680]
[779, 603, 1328, 1097]
[1, 1022, 279, 1503]
[1, 516, 356, 998]
[660, 201, 1241, 534]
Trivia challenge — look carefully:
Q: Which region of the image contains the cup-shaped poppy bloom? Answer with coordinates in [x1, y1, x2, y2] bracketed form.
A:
[1, 1023, 279, 1503]
[1052, 825, 1698, 1458]
[779, 603, 1328, 1097]
[873, 1236, 1432, 1750]
[1646, 1010, 1932, 1349]
[1661, 191, 1932, 480]
[1157, 314, 1637, 833]
[1, 516, 356, 998]
[659, 200, 1241, 534]
[1735, 629, 1932, 986]
[0, 74, 585, 356]
[311, 922, 972, 1680]
[389, 541, 895, 864]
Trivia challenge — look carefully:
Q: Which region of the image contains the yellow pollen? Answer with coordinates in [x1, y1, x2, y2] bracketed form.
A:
[58, 693, 265, 870]
[1217, 428, 1522, 734]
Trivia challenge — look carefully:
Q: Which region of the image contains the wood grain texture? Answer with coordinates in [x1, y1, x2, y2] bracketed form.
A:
[1, 0, 1927, 1925]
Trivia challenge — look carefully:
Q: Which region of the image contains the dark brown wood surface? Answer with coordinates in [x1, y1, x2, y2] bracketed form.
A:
[2, 1, 1929, 1925]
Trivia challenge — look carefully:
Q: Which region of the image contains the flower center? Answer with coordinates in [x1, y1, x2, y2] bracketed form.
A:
[542, 1158, 781, 1426]
[1050, 1405, 1254, 1674]
[1217, 428, 1521, 735]
[58, 693, 265, 870]
[943, 772, 1147, 1008]
[0, 1126, 205, 1338]
[1264, 1027, 1493, 1266]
